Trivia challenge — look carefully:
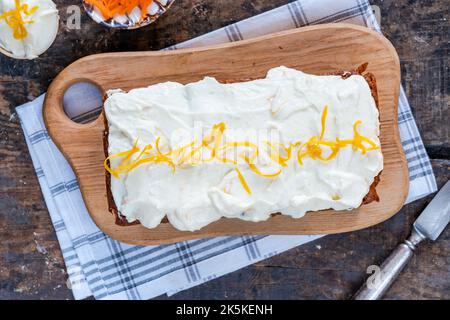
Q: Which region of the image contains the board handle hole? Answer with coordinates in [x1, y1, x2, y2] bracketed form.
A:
[63, 82, 104, 124]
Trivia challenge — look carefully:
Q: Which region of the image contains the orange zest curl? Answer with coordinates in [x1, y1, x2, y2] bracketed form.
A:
[104, 105, 380, 195]
[0, 0, 39, 40]
[297, 105, 379, 165]
[235, 168, 251, 195]
[84, 0, 154, 21]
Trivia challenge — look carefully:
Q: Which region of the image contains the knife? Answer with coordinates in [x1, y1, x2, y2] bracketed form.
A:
[353, 180, 450, 300]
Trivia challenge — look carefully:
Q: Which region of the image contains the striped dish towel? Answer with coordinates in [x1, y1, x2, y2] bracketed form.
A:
[16, 0, 437, 300]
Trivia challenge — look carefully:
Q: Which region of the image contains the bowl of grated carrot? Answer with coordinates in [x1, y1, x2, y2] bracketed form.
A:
[82, 0, 174, 29]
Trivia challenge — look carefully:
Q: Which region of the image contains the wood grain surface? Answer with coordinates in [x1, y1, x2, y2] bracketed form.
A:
[43, 24, 407, 245]
[0, 0, 448, 299]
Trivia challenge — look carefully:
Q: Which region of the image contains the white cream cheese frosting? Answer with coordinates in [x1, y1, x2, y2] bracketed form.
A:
[105, 66, 383, 231]
[0, 0, 59, 59]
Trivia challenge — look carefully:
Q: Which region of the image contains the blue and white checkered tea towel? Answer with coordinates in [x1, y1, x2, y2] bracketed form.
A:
[16, 0, 437, 300]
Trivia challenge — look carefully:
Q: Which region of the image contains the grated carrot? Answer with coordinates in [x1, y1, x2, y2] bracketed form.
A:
[84, 0, 154, 21]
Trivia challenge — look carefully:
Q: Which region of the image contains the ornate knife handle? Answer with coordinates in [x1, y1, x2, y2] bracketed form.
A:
[353, 227, 426, 300]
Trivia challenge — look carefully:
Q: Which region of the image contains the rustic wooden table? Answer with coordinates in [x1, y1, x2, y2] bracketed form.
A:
[0, 0, 448, 300]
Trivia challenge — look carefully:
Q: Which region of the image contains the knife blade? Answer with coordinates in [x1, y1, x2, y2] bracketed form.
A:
[354, 180, 450, 300]
[414, 180, 450, 241]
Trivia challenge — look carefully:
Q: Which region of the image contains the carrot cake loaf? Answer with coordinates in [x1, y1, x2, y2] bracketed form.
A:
[103, 66, 383, 231]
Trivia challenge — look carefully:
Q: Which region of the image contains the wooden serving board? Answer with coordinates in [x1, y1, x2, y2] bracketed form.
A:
[44, 24, 408, 245]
